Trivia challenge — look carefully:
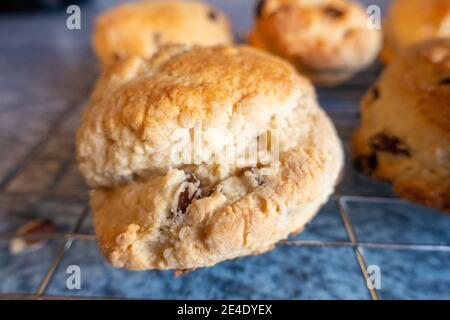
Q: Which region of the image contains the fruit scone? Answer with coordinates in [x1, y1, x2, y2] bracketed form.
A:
[248, 0, 382, 86]
[77, 45, 343, 270]
[381, 0, 450, 64]
[93, 0, 233, 66]
[353, 38, 450, 213]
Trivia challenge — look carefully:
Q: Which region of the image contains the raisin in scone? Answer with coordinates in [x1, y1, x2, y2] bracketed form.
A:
[381, 0, 450, 64]
[353, 38, 450, 213]
[247, 0, 381, 86]
[77, 45, 343, 270]
[93, 0, 233, 66]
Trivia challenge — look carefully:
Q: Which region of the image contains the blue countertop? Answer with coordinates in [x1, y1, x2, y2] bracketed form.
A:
[0, 0, 449, 300]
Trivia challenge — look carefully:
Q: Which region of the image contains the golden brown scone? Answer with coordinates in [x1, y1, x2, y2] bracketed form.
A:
[381, 0, 450, 63]
[248, 0, 381, 86]
[93, 0, 233, 66]
[77, 45, 343, 270]
[353, 38, 450, 213]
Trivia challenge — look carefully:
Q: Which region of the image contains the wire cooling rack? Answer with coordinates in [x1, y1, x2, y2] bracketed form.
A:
[1, 81, 450, 300]
[0, 0, 449, 297]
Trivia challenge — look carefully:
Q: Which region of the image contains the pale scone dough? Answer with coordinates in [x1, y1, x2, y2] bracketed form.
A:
[248, 0, 381, 86]
[353, 38, 450, 213]
[77, 45, 344, 270]
[381, 0, 450, 63]
[93, 0, 233, 66]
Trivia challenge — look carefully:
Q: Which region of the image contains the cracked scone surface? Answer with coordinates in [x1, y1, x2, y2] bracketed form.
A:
[93, 0, 233, 66]
[353, 38, 450, 213]
[77, 45, 343, 270]
[381, 0, 450, 63]
[248, 0, 381, 86]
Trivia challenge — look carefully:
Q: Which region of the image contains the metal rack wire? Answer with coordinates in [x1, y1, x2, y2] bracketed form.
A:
[0, 74, 449, 300]
[2, 194, 450, 300]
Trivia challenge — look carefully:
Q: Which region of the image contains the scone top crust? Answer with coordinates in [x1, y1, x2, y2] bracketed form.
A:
[90, 45, 304, 129]
[93, 0, 233, 66]
[382, 0, 450, 63]
[249, 0, 381, 72]
[77, 45, 314, 187]
[391, 38, 450, 135]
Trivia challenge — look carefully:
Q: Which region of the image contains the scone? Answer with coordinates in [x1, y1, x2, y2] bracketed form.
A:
[93, 0, 233, 66]
[353, 38, 450, 213]
[248, 0, 381, 86]
[381, 0, 450, 63]
[76, 45, 343, 270]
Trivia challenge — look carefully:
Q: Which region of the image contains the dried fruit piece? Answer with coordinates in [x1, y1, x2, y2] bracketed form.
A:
[186, 172, 200, 185]
[439, 76, 450, 85]
[369, 133, 411, 156]
[176, 189, 192, 214]
[175, 173, 201, 215]
[353, 153, 378, 174]
[323, 5, 345, 18]
[112, 52, 121, 62]
[9, 218, 57, 254]
[255, 0, 266, 17]
[208, 9, 218, 21]
[371, 86, 380, 100]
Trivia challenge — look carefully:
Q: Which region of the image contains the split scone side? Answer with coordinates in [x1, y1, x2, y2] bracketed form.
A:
[248, 0, 382, 86]
[77, 45, 343, 270]
[381, 0, 450, 64]
[93, 0, 233, 66]
[353, 38, 450, 213]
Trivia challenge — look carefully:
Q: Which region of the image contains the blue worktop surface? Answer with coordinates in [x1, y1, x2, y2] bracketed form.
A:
[0, 0, 449, 300]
